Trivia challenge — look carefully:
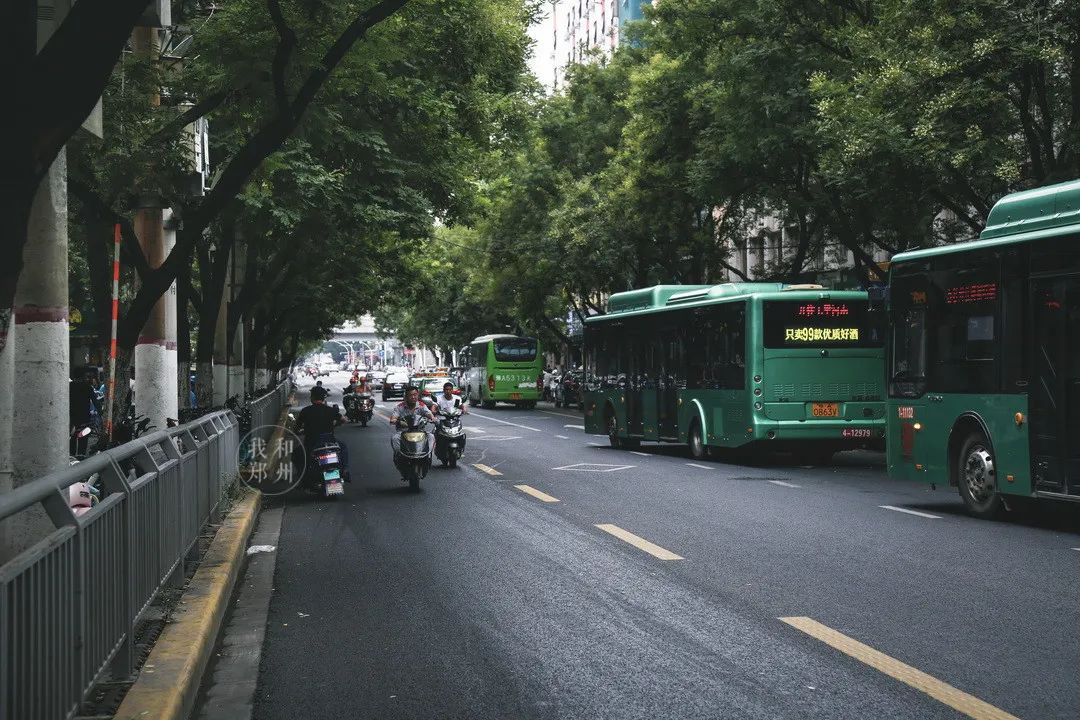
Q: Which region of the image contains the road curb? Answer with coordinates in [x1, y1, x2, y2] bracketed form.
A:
[114, 488, 262, 720]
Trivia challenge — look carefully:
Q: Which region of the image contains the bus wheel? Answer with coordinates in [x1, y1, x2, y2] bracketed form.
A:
[689, 421, 707, 460]
[958, 433, 1003, 519]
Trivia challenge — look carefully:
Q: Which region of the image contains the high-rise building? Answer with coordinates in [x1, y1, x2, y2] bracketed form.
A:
[618, 0, 651, 39]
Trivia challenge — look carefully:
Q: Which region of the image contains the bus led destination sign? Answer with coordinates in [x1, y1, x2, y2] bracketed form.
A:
[796, 303, 851, 317]
[946, 282, 997, 305]
[763, 299, 882, 349]
[784, 327, 860, 342]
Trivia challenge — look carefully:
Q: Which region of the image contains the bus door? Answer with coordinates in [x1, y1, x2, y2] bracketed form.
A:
[658, 329, 680, 439]
[625, 333, 644, 437]
[1030, 277, 1080, 495]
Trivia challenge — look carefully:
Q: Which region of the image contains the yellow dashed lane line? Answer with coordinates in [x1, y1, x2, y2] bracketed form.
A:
[780, 617, 1019, 720]
[595, 523, 684, 561]
[514, 484, 560, 503]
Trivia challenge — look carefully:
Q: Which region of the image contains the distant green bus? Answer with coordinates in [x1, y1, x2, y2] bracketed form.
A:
[887, 178, 1080, 517]
[462, 334, 543, 409]
[583, 283, 886, 462]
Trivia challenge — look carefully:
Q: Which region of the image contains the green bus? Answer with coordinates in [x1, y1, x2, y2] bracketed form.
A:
[582, 283, 886, 462]
[461, 334, 543, 409]
[887, 178, 1080, 517]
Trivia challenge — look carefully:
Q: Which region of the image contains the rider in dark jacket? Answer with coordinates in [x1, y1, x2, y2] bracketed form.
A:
[295, 386, 349, 480]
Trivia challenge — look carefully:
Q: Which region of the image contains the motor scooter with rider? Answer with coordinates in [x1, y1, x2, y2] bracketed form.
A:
[432, 381, 467, 467]
[390, 386, 435, 491]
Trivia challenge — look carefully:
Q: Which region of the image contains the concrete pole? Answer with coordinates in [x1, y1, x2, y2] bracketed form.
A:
[163, 209, 178, 419]
[0, 324, 12, 559]
[211, 263, 229, 405]
[227, 243, 246, 399]
[10, 150, 70, 552]
[133, 204, 173, 429]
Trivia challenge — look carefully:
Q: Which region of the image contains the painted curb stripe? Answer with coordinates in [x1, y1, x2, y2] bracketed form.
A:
[595, 524, 684, 560]
[13, 305, 68, 323]
[115, 490, 262, 720]
[514, 484, 559, 502]
[780, 617, 1019, 720]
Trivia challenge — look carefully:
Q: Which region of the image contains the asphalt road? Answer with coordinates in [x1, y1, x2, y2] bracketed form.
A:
[250, 373, 1080, 719]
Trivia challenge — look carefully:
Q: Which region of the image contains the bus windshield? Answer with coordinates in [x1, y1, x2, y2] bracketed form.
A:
[493, 338, 538, 363]
[762, 300, 882, 348]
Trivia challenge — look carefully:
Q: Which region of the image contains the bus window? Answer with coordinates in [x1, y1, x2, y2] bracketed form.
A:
[927, 258, 999, 393]
[493, 338, 537, 363]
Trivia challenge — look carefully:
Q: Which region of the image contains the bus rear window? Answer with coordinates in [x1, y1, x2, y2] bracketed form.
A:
[763, 300, 882, 348]
[493, 338, 538, 363]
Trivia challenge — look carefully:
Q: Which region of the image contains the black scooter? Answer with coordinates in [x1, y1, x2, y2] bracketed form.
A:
[393, 415, 432, 491]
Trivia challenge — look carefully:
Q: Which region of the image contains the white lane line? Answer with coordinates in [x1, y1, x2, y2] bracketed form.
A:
[768, 480, 802, 488]
[471, 426, 488, 434]
[515, 484, 560, 503]
[630, 451, 650, 457]
[467, 410, 542, 433]
[554, 434, 570, 440]
[587, 442, 605, 447]
[879, 505, 941, 519]
[564, 424, 585, 430]
[686, 463, 714, 470]
[539, 409, 583, 420]
[1072, 548, 1080, 552]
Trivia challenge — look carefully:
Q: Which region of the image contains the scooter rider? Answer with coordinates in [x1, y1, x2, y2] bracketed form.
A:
[389, 386, 435, 454]
[433, 382, 467, 417]
[295, 386, 349, 480]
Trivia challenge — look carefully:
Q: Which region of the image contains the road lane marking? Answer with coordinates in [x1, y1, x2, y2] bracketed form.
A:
[540, 408, 583, 418]
[473, 463, 503, 476]
[779, 617, 1019, 720]
[630, 451, 650, 457]
[554, 434, 569, 440]
[467, 410, 542, 432]
[587, 442, 605, 447]
[471, 435, 523, 441]
[563, 424, 586, 430]
[768, 480, 801, 488]
[595, 524, 684, 561]
[686, 463, 714, 470]
[1073, 548, 1080, 552]
[880, 505, 941, 519]
[514, 484, 560, 503]
[553, 463, 635, 472]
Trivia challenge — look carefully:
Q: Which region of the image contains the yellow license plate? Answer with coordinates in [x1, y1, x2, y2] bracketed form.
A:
[510, 393, 522, 400]
[811, 403, 839, 417]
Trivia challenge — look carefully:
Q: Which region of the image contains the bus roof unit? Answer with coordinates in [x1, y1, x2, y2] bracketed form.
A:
[469, 334, 519, 344]
[892, 177, 1080, 264]
[600, 282, 844, 319]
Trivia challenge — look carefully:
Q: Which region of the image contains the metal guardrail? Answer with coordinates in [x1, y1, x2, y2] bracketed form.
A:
[249, 380, 291, 446]
[0, 379, 289, 720]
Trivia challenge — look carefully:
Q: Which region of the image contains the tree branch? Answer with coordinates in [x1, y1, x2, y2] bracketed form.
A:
[267, 0, 298, 114]
[68, 176, 153, 277]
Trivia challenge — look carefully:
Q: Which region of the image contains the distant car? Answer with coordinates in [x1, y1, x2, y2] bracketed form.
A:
[369, 370, 387, 383]
[318, 362, 335, 376]
[382, 369, 410, 401]
[419, 377, 458, 400]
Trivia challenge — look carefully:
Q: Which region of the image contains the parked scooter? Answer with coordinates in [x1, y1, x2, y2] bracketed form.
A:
[434, 405, 466, 468]
[393, 415, 433, 491]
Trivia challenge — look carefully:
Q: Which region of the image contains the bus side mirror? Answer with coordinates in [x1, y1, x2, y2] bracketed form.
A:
[867, 285, 889, 311]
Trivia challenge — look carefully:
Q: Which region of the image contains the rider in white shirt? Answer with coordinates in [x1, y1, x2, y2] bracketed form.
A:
[434, 382, 467, 416]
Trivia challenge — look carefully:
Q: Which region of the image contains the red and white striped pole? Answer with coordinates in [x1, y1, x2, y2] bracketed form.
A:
[105, 223, 121, 442]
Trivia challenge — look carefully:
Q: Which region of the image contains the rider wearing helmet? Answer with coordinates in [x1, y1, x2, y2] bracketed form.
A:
[295, 386, 349, 480]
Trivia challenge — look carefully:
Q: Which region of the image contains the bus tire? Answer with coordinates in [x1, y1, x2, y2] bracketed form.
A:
[688, 420, 708, 460]
[957, 432, 1003, 519]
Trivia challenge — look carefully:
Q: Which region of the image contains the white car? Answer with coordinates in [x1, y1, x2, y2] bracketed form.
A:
[381, 369, 410, 401]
